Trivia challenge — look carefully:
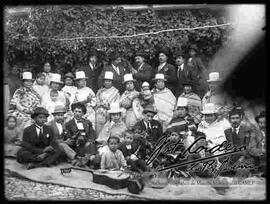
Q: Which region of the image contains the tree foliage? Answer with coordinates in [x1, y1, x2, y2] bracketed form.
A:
[4, 6, 232, 74]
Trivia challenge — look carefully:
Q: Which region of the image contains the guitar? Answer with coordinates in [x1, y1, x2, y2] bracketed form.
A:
[60, 166, 130, 190]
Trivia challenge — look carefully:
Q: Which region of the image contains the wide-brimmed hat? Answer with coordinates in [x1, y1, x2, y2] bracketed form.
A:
[142, 105, 157, 115]
[104, 71, 114, 80]
[189, 44, 198, 52]
[123, 74, 136, 84]
[64, 72, 74, 79]
[255, 111, 266, 123]
[177, 97, 188, 107]
[75, 71, 88, 80]
[152, 73, 167, 82]
[50, 73, 63, 84]
[31, 107, 49, 119]
[52, 105, 67, 114]
[71, 102, 87, 114]
[22, 72, 34, 81]
[108, 102, 122, 114]
[207, 72, 222, 82]
[201, 103, 218, 114]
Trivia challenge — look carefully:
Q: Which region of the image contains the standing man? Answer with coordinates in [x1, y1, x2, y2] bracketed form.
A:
[175, 52, 194, 97]
[187, 44, 207, 98]
[154, 50, 177, 95]
[77, 50, 102, 93]
[131, 52, 153, 91]
[98, 52, 129, 94]
[16, 107, 64, 169]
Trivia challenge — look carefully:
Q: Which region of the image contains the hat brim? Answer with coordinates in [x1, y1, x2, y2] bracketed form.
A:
[31, 112, 49, 119]
[51, 81, 64, 84]
[152, 78, 167, 82]
[108, 110, 122, 114]
[52, 111, 66, 114]
[22, 78, 35, 81]
[104, 78, 113, 81]
[122, 79, 136, 84]
[75, 77, 88, 80]
[142, 110, 157, 115]
[207, 79, 222, 82]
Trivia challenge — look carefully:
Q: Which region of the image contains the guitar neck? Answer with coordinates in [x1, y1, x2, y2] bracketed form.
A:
[70, 166, 94, 174]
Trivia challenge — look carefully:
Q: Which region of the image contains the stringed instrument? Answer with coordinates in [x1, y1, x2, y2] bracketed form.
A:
[60, 166, 130, 190]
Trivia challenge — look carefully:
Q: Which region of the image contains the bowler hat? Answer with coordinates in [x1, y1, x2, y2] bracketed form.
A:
[135, 51, 146, 59]
[64, 72, 74, 79]
[31, 107, 49, 119]
[255, 111, 266, 123]
[159, 49, 169, 57]
[201, 103, 218, 114]
[71, 102, 87, 114]
[107, 103, 122, 114]
[75, 71, 88, 80]
[22, 72, 35, 81]
[50, 73, 63, 84]
[189, 44, 198, 52]
[152, 73, 167, 82]
[143, 105, 157, 115]
[52, 105, 67, 114]
[182, 79, 193, 86]
[123, 74, 136, 84]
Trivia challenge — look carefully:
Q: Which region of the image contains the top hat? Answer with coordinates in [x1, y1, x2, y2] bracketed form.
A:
[22, 72, 34, 81]
[52, 105, 67, 114]
[123, 74, 136, 84]
[31, 107, 49, 119]
[142, 105, 157, 115]
[177, 97, 188, 107]
[207, 72, 222, 82]
[75, 71, 88, 80]
[152, 73, 167, 81]
[64, 72, 75, 79]
[50, 73, 63, 84]
[104, 71, 114, 80]
[201, 103, 218, 114]
[108, 102, 122, 114]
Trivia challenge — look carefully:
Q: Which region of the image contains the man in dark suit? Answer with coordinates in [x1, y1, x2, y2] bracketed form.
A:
[76, 50, 102, 93]
[134, 105, 163, 148]
[131, 52, 153, 91]
[98, 52, 129, 94]
[175, 53, 195, 97]
[16, 107, 64, 169]
[65, 102, 100, 168]
[47, 105, 78, 161]
[153, 50, 177, 95]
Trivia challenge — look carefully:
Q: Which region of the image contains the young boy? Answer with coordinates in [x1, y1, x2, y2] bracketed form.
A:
[45, 90, 65, 122]
[119, 129, 148, 172]
[100, 136, 127, 170]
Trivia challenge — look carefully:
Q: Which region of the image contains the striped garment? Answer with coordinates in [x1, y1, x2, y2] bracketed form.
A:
[166, 117, 188, 133]
[95, 86, 120, 135]
[152, 88, 176, 132]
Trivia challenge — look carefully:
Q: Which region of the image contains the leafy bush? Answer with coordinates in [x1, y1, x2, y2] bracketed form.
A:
[4, 6, 231, 74]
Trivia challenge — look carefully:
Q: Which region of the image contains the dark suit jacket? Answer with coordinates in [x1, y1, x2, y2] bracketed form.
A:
[21, 124, 58, 154]
[154, 63, 177, 94]
[47, 119, 66, 142]
[77, 63, 103, 93]
[134, 119, 163, 145]
[98, 64, 129, 94]
[224, 125, 252, 161]
[65, 118, 96, 144]
[133, 63, 153, 90]
[175, 63, 195, 96]
[118, 143, 136, 158]
[248, 128, 265, 157]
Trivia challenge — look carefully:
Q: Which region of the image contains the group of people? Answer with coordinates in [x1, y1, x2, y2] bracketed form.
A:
[4, 45, 266, 178]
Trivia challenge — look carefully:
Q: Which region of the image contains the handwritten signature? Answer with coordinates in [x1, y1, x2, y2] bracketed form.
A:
[146, 135, 256, 176]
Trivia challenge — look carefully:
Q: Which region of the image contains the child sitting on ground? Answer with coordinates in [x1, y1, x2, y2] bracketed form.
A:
[119, 129, 148, 173]
[100, 136, 127, 170]
[4, 115, 23, 157]
[32, 73, 49, 98]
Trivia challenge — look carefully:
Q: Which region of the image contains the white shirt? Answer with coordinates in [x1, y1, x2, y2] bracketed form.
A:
[231, 126, 240, 134]
[112, 64, 120, 75]
[35, 124, 43, 136]
[89, 62, 95, 71]
[74, 118, 84, 130]
[56, 122, 63, 135]
[138, 63, 144, 71]
[158, 62, 166, 72]
[143, 120, 151, 129]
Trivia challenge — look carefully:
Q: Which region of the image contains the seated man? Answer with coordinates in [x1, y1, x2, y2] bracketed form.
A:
[248, 111, 266, 176]
[47, 105, 77, 162]
[16, 107, 64, 169]
[224, 107, 253, 176]
[65, 102, 100, 168]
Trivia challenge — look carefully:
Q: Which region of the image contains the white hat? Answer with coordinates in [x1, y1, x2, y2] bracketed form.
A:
[123, 74, 136, 83]
[107, 102, 122, 114]
[75, 71, 88, 80]
[201, 103, 218, 114]
[142, 81, 150, 87]
[104, 71, 114, 80]
[207, 72, 222, 82]
[152, 73, 167, 81]
[177, 97, 188, 107]
[50, 73, 63, 84]
[22, 72, 34, 80]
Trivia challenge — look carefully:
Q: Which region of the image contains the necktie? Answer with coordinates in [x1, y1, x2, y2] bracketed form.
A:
[36, 125, 43, 137]
[147, 122, 151, 133]
[232, 128, 237, 136]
